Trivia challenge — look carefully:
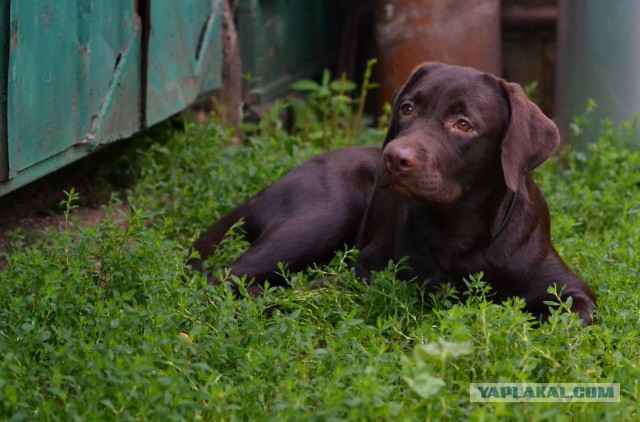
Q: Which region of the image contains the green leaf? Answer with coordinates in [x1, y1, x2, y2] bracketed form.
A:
[404, 372, 446, 399]
[330, 95, 353, 104]
[290, 79, 320, 92]
[101, 399, 117, 412]
[415, 339, 473, 363]
[330, 80, 357, 92]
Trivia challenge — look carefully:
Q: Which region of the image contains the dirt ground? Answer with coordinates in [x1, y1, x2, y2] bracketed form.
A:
[0, 142, 132, 267]
[0, 111, 217, 269]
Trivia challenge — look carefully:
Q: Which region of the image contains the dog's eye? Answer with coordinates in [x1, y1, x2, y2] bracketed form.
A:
[400, 103, 413, 116]
[455, 119, 474, 132]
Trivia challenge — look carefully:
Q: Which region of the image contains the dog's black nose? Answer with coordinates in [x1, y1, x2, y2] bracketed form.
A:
[383, 145, 417, 175]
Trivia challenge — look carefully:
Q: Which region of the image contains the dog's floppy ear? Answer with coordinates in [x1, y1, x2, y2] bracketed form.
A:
[383, 62, 444, 146]
[500, 81, 560, 192]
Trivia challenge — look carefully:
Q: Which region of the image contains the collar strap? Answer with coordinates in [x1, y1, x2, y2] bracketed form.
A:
[492, 189, 518, 241]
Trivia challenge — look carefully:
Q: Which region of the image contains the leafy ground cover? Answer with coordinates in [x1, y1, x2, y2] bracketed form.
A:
[1, 100, 639, 420]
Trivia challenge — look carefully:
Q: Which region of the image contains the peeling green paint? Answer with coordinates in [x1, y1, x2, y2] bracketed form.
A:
[1, 3, 9, 181]
[0, 0, 223, 196]
[146, 0, 223, 126]
[6, 0, 142, 189]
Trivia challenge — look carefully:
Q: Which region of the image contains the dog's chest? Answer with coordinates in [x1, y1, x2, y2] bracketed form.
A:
[395, 222, 493, 286]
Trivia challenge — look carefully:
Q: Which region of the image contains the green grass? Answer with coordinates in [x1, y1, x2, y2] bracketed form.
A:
[1, 112, 639, 420]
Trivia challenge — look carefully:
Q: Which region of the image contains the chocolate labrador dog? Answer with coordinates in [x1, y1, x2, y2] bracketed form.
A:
[191, 62, 595, 325]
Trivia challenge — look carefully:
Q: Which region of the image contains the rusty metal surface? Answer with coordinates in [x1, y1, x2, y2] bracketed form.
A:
[501, 0, 558, 117]
[215, 0, 243, 131]
[502, 5, 557, 31]
[374, 0, 501, 106]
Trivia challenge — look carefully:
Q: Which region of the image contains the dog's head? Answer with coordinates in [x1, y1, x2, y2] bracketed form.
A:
[380, 62, 560, 204]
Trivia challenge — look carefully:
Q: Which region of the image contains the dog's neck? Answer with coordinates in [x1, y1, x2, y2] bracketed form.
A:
[408, 182, 517, 254]
[491, 188, 518, 241]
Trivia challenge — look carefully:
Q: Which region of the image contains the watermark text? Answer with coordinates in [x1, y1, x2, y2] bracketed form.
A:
[470, 383, 620, 402]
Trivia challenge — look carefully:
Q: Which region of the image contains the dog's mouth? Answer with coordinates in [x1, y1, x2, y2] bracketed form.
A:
[388, 183, 414, 198]
[379, 167, 429, 199]
[381, 180, 427, 204]
[381, 177, 463, 205]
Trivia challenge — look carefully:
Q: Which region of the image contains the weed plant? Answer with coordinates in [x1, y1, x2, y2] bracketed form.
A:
[1, 92, 639, 419]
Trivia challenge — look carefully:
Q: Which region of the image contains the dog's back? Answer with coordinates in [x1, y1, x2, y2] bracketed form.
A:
[190, 146, 380, 287]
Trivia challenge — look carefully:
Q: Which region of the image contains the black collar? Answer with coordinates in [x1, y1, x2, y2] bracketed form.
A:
[491, 189, 518, 241]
